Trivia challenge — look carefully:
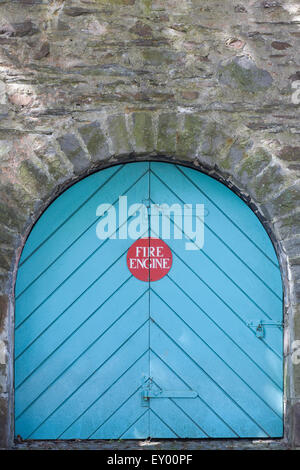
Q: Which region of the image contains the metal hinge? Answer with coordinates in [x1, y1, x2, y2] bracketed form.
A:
[247, 320, 283, 339]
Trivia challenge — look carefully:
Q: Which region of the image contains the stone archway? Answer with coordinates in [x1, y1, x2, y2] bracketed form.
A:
[0, 110, 299, 448]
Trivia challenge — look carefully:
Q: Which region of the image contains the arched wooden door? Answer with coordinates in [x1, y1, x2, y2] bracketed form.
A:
[14, 162, 283, 439]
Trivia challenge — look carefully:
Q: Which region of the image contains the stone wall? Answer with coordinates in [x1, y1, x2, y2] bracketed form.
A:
[0, 0, 299, 449]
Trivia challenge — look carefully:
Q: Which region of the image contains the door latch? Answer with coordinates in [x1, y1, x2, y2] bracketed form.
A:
[247, 320, 283, 339]
[141, 377, 197, 405]
[142, 389, 198, 400]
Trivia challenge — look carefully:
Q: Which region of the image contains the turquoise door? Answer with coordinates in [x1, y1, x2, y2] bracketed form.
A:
[15, 162, 283, 439]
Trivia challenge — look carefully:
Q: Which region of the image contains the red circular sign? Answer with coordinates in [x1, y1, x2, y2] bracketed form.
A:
[127, 238, 172, 282]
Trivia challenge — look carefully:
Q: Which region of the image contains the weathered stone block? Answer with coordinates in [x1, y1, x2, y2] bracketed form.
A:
[292, 281, 300, 307]
[132, 112, 154, 154]
[282, 239, 300, 260]
[292, 402, 300, 448]
[0, 395, 8, 448]
[130, 21, 152, 37]
[18, 160, 52, 197]
[84, 65, 139, 78]
[33, 42, 50, 61]
[200, 122, 231, 161]
[0, 248, 14, 271]
[278, 146, 300, 162]
[0, 21, 39, 38]
[64, 7, 98, 17]
[219, 141, 253, 173]
[78, 121, 109, 162]
[58, 134, 90, 174]
[262, 184, 300, 220]
[290, 258, 300, 282]
[237, 148, 271, 183]
[157, 113, 177, 154]
[0, 183, 35, 214]
[43, 152, 70, 180]
[0, 340, 7, 396]
[176, 114, 203, 158]
[34, 140, 70, 180]
[294, 308, 300, 398]
[107, 115, 132, 156]
[0, 203, 23, 232]
[180, 91, 199, 101]
[0, 272, 8, 295]
[142, 49, 180, 66]
[0, 295, 8, 335]
[0, 225, 15, 246]
[278, 146, 300, 172]
[0, 188, 29, 231]
[0, 82, 6, 106]
[271, 41, 292, 50]
[57, 20, 70, 32]
[274, 212, 300, 241]
[218, 56, 273, 93]
[0, 364, 6, 393]
[247, 163, 286, 203]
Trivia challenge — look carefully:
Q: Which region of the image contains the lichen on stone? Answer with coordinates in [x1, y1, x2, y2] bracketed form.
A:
[237, 147, 272, 183]
[132, 112, 154, 153]
[79, 121, 109, 161]
[157, 113, 178, 154]
[176, 114, 203, 157]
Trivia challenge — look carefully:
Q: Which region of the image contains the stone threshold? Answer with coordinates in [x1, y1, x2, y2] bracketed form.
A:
[9, 438, 289, 451]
